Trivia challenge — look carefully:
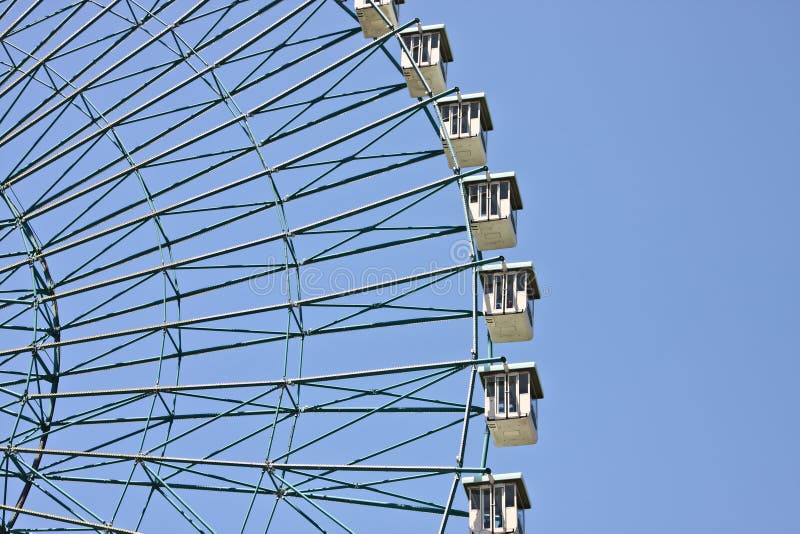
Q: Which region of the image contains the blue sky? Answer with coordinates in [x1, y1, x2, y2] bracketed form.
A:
[427, 1, 799, 531]
[1, 1, 798, 532]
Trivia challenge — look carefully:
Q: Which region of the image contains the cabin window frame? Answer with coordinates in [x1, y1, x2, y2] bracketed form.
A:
[495, 376, 506, 416]
[401, 32, 440, 67]
[468, 180, 514, 222]
[516, 271, 527, 292]
[483, 270, 531, 322]
[490, 182, 500, 217]
[500, 181, 510, 200]
[494, 486, 505, 529]
[469, 184, 478, 204]
[469, 483, 520, 533]
[506, 272, 516, 312]
[357, 0, 396, 11]
[482, 487, 491, 529]
[486, 371, 533, 420]
[440, 101, 481, 138]
[508, 375, 518, 415]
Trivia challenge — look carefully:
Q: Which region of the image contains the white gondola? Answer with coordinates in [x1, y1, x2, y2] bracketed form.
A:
[354, 0, 404, 38]
[480, 362, 543, 447]
[438, 93, 493, 169]
[399, 24, 453, 97]
[463, 473, 531, 534]
[463, 172, 523, 251]
[479, 262, 540, 343]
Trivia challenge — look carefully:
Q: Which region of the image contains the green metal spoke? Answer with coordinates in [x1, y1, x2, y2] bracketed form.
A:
[0, 0, 180, 148]
[1, 1, 520, 530]
[8, 454, 109, 527]
[5, 3, 374, 214]
[291, 471, 452, 514]
[0, 503, 141, 534]
[7, 447, 489, 476]
[1, 257, 495, 359]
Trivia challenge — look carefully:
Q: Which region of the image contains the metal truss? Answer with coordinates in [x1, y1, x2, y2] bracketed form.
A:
[0, 1, 496, 532]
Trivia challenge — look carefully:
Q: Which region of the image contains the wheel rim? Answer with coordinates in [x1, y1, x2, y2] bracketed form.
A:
[0, 2, 492, 531]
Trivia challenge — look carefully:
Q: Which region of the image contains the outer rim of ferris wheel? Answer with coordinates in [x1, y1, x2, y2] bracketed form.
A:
[0, 1, 499, 532]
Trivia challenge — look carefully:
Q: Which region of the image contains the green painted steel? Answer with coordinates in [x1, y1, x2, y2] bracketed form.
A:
[0, 1, 517, 532]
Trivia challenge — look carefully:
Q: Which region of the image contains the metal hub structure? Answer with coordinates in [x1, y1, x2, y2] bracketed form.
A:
[0, 1, 517, 532]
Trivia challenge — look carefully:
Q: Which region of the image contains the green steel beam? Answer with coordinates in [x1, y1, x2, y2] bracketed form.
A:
[28, 357, 502, 399]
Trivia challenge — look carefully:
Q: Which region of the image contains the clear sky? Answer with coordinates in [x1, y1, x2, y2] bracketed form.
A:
[2, 1, 798, 533]
[424, 1, 799, 532]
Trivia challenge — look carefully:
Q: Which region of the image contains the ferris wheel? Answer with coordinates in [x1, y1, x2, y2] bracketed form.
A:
[0, 1, 544, 532]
